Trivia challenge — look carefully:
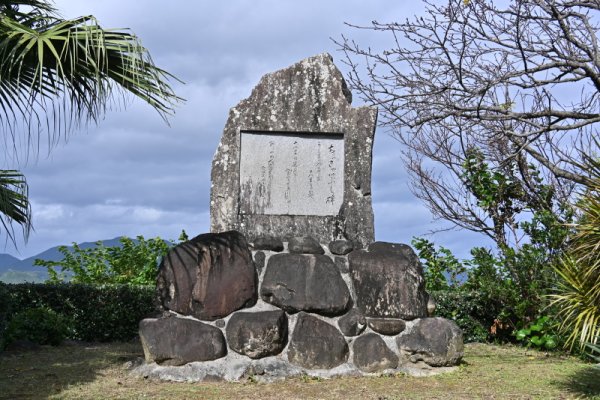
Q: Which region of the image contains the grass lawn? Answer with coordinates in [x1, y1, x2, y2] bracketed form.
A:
[1, 341, 599, 399]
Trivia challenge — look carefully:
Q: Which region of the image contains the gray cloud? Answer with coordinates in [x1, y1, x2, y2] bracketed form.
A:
[4, 1, 485, 261]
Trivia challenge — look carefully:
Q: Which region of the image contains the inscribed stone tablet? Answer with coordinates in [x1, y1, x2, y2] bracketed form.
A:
[239, 132, 344, 216]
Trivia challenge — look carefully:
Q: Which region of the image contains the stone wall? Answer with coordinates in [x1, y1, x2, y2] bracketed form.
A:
[137, 231, 464, 382]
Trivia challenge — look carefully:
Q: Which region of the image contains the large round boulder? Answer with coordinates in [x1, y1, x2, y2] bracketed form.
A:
[157, 230, 257, 321]
[260, 254, 351, 316]
[348, 242, 428, 319]
[287, 312, 349, 369]
[396, 317, 464, 367]
[139, 315, 226, 366]
[226, 310, 288, 359]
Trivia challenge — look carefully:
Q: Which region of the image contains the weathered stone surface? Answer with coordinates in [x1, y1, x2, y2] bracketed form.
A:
[353, 333, 399, 373]
[157, 231, 257, 321]
[348, 242, 428, 320]
[288, 236, 324, 255]
[225, 310, 288, 359]
[328, 240, 354, 255]
[288, 313, 348, 369]
[253, 236, 284, 252]
[260, 254, 351, 316]
[367, 318, 406, 336]
[253, 251, 266, 273]
[210, 53, 377, 248]
[396, 318, 464, 367]
[338, 308, 366, 336]
[334, 256, 349, 273]
[215, 319, 226, 328]
[240, 132, 344, 216]
[139, 316, 226, 366]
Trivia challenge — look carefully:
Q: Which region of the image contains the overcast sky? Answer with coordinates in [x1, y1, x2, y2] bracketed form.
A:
[4, 0, 488, 259]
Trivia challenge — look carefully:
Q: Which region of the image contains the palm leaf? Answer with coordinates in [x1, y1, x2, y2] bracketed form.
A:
[0, 169, 31, 245]
[0, 3, 183, 158]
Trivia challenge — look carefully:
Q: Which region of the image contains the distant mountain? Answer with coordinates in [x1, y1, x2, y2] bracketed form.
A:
[0, 253, 19, 269]
[0, 237, 125, 283]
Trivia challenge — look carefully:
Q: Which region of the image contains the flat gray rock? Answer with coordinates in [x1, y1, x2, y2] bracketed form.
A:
[252, 236, 284, 252]
[367, 318, 406, 336]
[287, 313, 348, 369]
[353, 333, 399, 373]
[226, 310, 288, 359]
[288, 236, 324, 254]
[139, 316, 226, 365]
[348, 241, 428, 319]
[260, 253, 351, 316]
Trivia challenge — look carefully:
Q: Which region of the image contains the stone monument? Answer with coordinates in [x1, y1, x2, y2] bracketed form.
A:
[210, 53, 376, 248]
[136, 54, 464, 382]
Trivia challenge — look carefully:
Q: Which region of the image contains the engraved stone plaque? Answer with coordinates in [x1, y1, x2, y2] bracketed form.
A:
[239, 132, 344, 216]
[210, 53, 377, 247]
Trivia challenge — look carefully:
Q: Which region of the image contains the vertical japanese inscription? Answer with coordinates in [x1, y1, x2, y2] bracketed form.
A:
[239, 131, 344, 216]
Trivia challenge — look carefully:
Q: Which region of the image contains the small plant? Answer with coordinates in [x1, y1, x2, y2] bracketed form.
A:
[515, 315, 559, 350]
[585, 341, 600, 365]
[2, 307, 69, 349]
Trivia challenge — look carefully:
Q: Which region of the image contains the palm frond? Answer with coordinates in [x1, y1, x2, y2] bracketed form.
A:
[0, 169, 31, 245]
[0, 6, 183, 158]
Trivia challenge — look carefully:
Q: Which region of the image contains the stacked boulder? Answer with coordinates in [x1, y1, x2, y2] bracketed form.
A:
[138, 231, 463, 381]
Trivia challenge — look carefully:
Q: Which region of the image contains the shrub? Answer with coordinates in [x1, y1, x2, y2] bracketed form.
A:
[4, 283, 156, 342]
[430, 290, 496, 343]
[34, 235, 174, 285]
[2, 307, 68, 348]
[551, 165, 600, 350]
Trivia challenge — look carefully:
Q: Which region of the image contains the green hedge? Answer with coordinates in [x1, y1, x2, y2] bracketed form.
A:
[430, 290, 511, 343]
[0, 282, 157, 343]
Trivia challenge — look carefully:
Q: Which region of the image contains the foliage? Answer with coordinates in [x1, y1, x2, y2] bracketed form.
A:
[585, 342, 600, 364]
[1, 282, 156, 342]
[515, 315, 559, 350]
[34, 234, 184, 285]
[2, 307, 69, 348]
[412, 237, 465, 291]
[0, 282, 12, 338]
[551, 168, 600, 350]
[339, 0, 600, 193]
[0, 0, 181, 245]
[0, 170, 31, 246]
[430, 290, 492, 343]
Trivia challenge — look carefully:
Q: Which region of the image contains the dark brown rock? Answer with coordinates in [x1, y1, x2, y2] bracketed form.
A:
[348, 242, 428, 320]
[367, 318, 406, 336]
[260, 254, 351, 316]
[157, 231, 257, 321]
[226, 310, 288, 359]
[328, 240, 354, 255]
[396, 317, 464, 367]
[288, 236, 324, 255]
[338, 308, 366, 336]
[139, 316, 226, 365]
[288, 313, 348, 369]
[353, 333, 399, 372]
[253, 236, 284, 252]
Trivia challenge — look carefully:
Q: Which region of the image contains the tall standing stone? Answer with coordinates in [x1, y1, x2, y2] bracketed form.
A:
[210, 53, 377, 248]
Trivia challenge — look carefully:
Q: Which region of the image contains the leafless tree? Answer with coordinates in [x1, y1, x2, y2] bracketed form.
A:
[337, 0, 599, 249]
